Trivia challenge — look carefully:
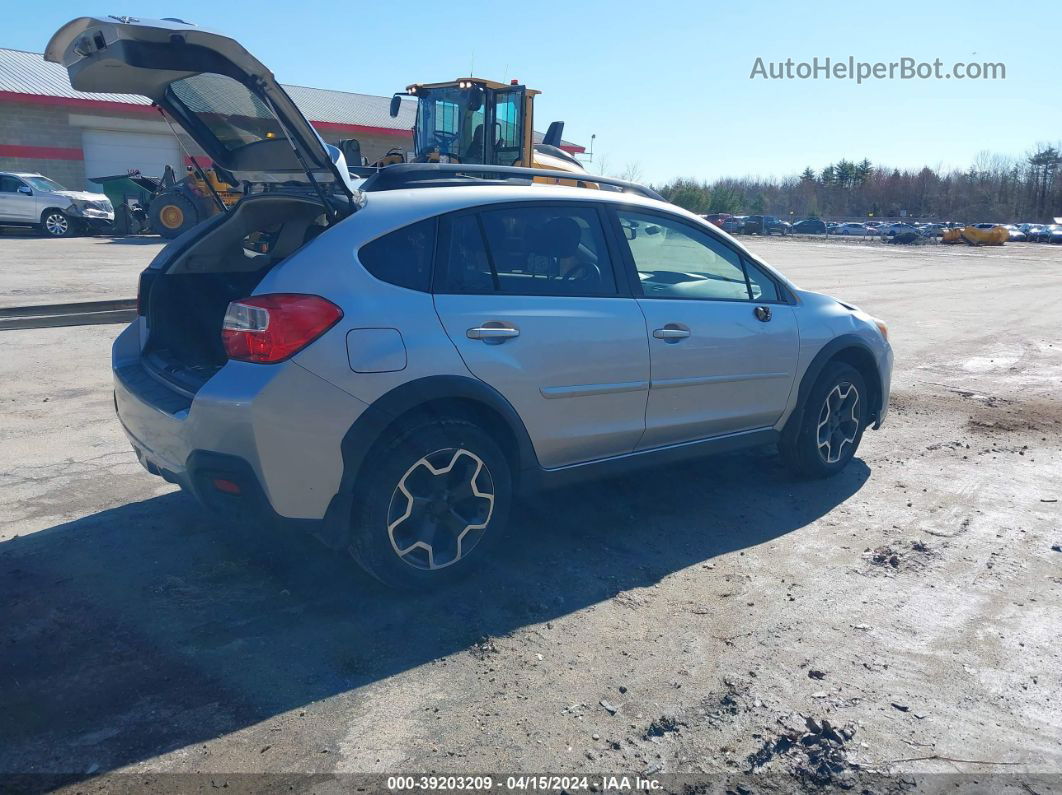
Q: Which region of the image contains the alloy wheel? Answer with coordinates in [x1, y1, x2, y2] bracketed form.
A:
[386, 448, 495, 570]
[44, 212, 69, 236]
[816, 383, 860, 464]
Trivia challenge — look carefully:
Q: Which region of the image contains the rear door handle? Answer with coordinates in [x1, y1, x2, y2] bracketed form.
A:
[467, 325, 520, 342]
[653, 327, 691, 340]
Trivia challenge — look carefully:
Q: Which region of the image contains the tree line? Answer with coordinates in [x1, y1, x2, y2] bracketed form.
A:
[652, 145, 1062, 223]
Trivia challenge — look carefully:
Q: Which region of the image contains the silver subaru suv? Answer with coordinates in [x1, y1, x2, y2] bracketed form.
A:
[49, 17, 892, 587]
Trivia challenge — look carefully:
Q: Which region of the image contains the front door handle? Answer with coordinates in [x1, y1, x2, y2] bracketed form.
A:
[467, 325, 520, 343]
[653, 326, 691, 340]
[754, 305, 773, 322]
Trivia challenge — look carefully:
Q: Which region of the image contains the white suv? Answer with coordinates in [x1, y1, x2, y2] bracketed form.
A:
[0, 172, 113, 237]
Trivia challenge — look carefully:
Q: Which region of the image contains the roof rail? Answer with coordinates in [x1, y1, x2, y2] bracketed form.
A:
[355, 163, 665, 202]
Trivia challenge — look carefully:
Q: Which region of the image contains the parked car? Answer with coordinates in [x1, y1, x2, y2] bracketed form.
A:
[836, 222, 869, 236]
[0, 172, 114, 237]
[723, 215, 747, 234]
[792, 219, 827, 234]
[880, 223, 919, 240]
[1003, 224, 1026, 242]
[48, 15, 893, 588]
[744, 215, 792, 235]
[1039, 224, 1062, 243]
[703, 212, 733, 229]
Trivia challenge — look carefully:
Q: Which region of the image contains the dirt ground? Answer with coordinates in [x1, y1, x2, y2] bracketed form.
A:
[0, 235, 1060, 793]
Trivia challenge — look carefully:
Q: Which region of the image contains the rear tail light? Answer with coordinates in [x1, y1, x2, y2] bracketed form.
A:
[221, 294, 342, 364]
[212, 477, 242, 495]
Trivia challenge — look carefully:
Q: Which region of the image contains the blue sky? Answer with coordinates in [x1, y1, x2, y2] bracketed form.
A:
[6, 0, 1060, 184]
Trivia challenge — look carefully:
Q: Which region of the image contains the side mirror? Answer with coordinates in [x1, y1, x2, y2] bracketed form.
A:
[17, 185, 32, 196]
[389, 94, 402, 118]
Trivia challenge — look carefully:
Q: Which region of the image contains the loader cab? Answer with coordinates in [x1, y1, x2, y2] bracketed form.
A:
[395, 78, 536, 168]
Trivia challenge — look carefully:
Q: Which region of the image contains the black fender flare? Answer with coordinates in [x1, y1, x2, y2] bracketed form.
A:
[316, 375, 539, 548]
[787, 334, 885, 433]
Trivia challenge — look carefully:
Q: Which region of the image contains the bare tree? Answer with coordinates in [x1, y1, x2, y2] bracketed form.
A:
[591, 153, 611, 177]
[619, 162, 644, 184]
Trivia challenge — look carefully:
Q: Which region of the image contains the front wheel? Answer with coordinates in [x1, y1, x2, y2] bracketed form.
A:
[40, 209, 76, 238]
[149, 193, 200, 239]
[779, 362, 868, 478]
[347, 418, 512, 588]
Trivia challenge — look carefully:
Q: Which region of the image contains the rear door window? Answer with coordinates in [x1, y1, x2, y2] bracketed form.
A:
[438, 204, 618, 296]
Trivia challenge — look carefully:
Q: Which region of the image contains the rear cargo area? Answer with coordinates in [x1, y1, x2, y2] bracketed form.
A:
[141, 194, 331, 393]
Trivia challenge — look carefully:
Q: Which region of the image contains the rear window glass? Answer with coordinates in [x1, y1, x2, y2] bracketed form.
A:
[168, 73, 285, 152]
[358, 219, 437, 292]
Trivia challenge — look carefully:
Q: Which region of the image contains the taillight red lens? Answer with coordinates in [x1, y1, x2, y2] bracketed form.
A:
[221, 294, 342, 364]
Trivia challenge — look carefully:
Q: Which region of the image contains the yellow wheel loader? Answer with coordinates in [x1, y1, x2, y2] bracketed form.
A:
[342, 78, 591, 187]
[148, 164, 242, 239]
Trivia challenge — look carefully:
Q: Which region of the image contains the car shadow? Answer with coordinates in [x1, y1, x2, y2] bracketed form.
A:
[103, 235, 165, 245]
[0, 227, 43, 238]
[0, 447, 869, 783]
[0, 228, 161, 243]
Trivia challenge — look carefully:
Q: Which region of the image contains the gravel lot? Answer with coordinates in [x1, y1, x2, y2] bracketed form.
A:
[0, 230, 162, 308]
[0, 235, 1060, 792]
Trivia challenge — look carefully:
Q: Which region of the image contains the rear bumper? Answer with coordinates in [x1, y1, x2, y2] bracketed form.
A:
[113, 322, 369, 523]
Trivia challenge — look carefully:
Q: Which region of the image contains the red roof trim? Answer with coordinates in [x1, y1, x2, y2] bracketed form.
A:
[560, 144, 586, 154]
[0, 144, 83, 160]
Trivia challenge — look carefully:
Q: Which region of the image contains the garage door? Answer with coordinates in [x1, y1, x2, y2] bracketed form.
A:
[81, 129, 182, 188]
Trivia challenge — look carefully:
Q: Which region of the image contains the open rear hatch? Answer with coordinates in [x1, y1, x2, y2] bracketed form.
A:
[46, 17, 357, 394]
[45, 15, 355, 198]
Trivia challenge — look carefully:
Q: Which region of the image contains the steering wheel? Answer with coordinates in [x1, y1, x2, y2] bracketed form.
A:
[562, 262, 602, 284]
[432, 130, 458, 146]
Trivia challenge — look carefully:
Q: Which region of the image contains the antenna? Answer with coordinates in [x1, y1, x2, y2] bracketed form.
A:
[470, 50, 474, 77]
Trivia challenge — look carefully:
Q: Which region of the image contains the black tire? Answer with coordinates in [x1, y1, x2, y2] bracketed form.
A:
[149, 192, 199, 239]
[347, 418, 512, 589]
[39, 209, 77, 238]
[779, 362, 868, 478]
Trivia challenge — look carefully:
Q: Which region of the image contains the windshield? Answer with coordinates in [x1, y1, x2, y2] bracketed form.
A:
[413, 86, 524, 166]
[25, 175, 65, 192]
[167, 73, 286, 152]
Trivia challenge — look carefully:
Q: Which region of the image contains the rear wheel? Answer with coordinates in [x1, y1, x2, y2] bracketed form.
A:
[150, 192, 199, 239]
[347, 418, 512, 589]
[39, 209, 76, 238]
[780, 362, 868, 478]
